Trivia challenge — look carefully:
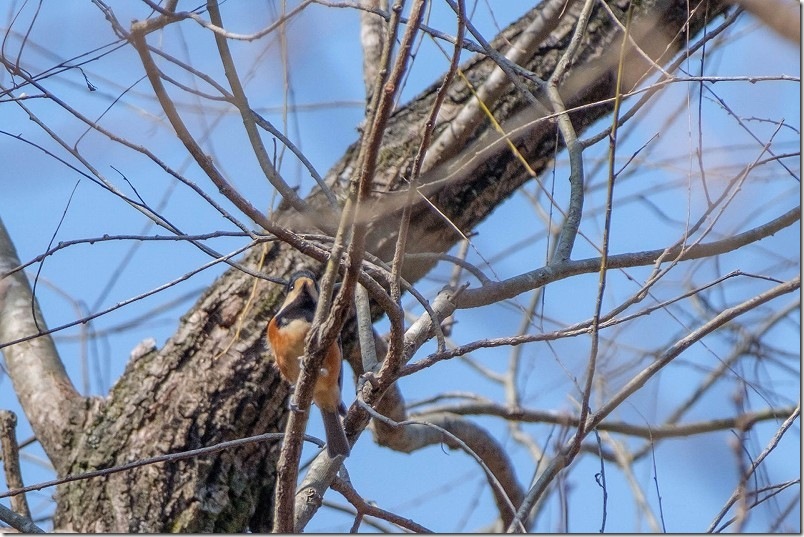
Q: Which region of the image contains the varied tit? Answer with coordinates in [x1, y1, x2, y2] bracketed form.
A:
[267, 270, 350, 458]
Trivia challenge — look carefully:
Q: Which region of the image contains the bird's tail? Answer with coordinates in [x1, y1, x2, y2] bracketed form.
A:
[321, 409, 350, 458]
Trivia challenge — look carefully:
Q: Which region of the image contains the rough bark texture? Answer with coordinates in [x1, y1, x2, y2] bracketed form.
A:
[55, 242, 293, 532]
[41, 0, 727, 531]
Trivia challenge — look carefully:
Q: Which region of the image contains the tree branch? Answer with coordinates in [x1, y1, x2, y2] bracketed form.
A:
[417, 402, 798, 440]
[457, 206, 799, 309]
[507, 276, 800, 531]
[0, 503, 45, 534]
[707, 404, 801, 532]
[0, 411, 30, 519]
[0, 217, 83, 472]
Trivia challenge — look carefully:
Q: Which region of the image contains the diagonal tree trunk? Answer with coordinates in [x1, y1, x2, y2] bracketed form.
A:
[0, 0, 729, 531]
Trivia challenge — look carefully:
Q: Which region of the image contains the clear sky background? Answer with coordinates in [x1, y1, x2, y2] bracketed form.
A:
[0, 1, 800, 532]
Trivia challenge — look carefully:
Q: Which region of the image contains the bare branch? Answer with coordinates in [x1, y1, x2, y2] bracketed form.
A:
[418, 402, 798, 440]
[331, 472, 434, 533]
[0, 503, 45, 534]
[359, 0, 387, 102]
[546, 0, 595, 263]
[0, 217, 82, 471]
[0, 411, 30, 519]
[128, 19, 329, 262]
[0, 431, 300, 501]
[206, 0, 337, 214]
[707, 404, 801, 532]
[360, 401, 525, 530]
[457, 206, 799, 310]
[508, 276, 800, 531]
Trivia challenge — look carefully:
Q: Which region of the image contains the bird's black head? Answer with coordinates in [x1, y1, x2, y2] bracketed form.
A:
[274, 270, 320, 324]
[286, 269, 318, 294]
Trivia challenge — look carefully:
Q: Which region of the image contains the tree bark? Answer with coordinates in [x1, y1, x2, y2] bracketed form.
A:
[0, 0, 730, 531]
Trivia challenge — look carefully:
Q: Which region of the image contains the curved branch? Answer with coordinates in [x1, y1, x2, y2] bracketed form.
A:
[368, 406, 525, 530]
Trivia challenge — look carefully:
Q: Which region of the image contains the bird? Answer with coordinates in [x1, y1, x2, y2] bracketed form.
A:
[267, 269, 350, 458]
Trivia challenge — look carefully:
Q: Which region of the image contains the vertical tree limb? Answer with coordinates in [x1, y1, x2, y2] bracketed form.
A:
[0, 218, 83, 472]
[0, 410, 30, 519]
[360, 0, 389, 102]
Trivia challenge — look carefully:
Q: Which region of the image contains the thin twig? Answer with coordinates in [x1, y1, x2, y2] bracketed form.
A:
[0, 240, 262, 352]
[388, 0, 465, 363]
[129, 20, 327, 262]
[707, 404, 801, 532]
[0, 431, 309, 501]
[507, 277, 800, 531]
[572, 0, 633, 459]
[206, 0, 337, 215]
[331, 473, 434, 533]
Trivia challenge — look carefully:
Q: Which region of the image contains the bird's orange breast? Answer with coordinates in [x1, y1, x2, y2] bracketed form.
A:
[268, 317, 311, 383]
